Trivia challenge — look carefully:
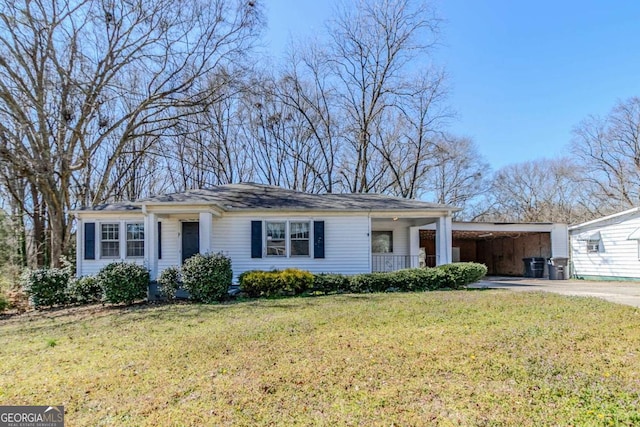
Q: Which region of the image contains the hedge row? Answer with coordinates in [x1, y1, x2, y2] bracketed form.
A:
[18, 260, 485, 309]
[314, 262, 487, 294]
[239, 268, 314, 298]
[21, 262, 149, 309]
[239, 263, 487, 297]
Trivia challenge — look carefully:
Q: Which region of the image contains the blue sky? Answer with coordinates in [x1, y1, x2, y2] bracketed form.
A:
[264, 0, 640, 170]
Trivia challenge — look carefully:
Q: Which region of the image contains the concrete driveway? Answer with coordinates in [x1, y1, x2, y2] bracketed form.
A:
[472, 277, 640, 308]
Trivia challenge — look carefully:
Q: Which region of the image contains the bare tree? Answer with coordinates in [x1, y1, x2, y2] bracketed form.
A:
[479, 158, 591, 223]
[426, 136, 490, 218]
[372, 71, 451, 198]
[0, 0, 262, 266]
[327, 0, 441, 193]
[278, 43, 342, 193]
[572, 96, 640, 213]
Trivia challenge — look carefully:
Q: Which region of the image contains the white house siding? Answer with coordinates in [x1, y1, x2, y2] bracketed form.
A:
[211, 213, 371, 282]
[570, 214, 640, 280]
[76, 214, 147, 277]
[156, 219, 181, 273]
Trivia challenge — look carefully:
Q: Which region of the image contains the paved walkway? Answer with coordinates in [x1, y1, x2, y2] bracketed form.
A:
[471, 277, 640, 308]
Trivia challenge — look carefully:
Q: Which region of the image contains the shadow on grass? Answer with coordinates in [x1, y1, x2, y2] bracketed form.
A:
[1, 288, 477, 331]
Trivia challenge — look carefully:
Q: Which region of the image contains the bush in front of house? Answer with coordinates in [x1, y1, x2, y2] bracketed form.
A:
[309, 263, 487, 295]
[158, 266, 181, 301]
[181, 253, 232, 303]
[21, 267, 71, 309]
[388, 268, 434, 291]
[239, 270, 279, 298]
[435, 262, 488, 289]
[97, 262, 149, 305]
[239, 268, 313, 297]
[349, 272, 392, 293]
[312, 273, 351, 294]
[279, 268, 314, 295]
[67, 275, 103, 304]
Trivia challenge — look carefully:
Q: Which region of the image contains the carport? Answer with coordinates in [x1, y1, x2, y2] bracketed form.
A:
[420, 222, 569, 276]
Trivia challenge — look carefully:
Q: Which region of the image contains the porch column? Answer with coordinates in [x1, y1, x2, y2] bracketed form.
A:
[409, 226, 421, 268]
[435, 215, 453, 266]
[199, 212, 212, 254]
[145, 213, 158, 279]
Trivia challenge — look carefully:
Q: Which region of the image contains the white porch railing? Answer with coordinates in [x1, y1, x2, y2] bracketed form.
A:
[372, 255, 420, 272]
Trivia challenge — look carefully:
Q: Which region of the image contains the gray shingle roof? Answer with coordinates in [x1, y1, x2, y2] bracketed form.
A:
[80, 183, 458, 212]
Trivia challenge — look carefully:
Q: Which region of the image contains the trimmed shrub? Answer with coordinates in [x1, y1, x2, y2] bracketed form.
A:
[181, 253, 232, 303]
[97, 262, 149, 305]
[21, 268, 71, 309]
[388, 268, 433, 292]
[279, 268, 314, 295]
[348, 272, 388, 293]
[67, 275, 102, 304]
[312, 273, 350, 294]
[240, 268, 313, 297]
[434, 262, 487, 289]
[239, 270, 279, 298]
[158, 266, 181, 301]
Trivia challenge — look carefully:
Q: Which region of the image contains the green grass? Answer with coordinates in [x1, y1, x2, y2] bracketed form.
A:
[1, 291, 640, 426]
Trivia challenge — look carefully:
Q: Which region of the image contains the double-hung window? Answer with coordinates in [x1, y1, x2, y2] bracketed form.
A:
[126, 223, 145, 257]
[99, 222, 145, 259]
[101, 223, 120, 258]
[266, 222, 286, 256]
[265, 221, 311, 257]
[290, 222, 310, 256]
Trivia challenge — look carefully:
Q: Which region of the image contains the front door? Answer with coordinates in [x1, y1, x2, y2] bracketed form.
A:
[182, 222, 200, 263]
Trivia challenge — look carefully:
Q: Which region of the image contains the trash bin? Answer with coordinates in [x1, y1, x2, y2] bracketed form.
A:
[548, 257, 569, 280]
[523, 257, 545, 278]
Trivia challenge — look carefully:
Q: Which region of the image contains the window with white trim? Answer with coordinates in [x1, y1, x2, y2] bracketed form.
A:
[290, 222, 310, 256]
[101, 223, 120, 258]
[126, 223, 145, 257]
[587, 239, 600, 253]
[266, 222, 286, 256]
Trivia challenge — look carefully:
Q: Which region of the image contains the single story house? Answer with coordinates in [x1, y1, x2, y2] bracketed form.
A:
[74, 183, 460, 281]
[569, 207, 640, 281]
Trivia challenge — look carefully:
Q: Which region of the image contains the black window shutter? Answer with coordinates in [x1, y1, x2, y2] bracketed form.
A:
[84, 222, 95, 260]
[251, 221, 262, 258]
[314, 221, 325, 259]
[157, 222, 162, 260]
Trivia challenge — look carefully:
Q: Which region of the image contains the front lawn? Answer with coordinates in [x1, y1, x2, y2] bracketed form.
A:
[1, 291, 639, 425]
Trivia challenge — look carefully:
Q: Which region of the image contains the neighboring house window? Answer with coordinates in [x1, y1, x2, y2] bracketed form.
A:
[266, 222, 286, 256]
[126, 223, 144, 257]
[290, 222, 310, 256]
[372, 231, 393, 253]
[101, 223, 120, 258]
[587, 239, 600, 253]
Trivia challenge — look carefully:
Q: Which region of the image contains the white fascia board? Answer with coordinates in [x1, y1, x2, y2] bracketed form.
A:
[568, 207, 640, 231]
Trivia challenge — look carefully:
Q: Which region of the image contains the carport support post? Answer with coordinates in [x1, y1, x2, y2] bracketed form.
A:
[435, 215, 453, 266]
